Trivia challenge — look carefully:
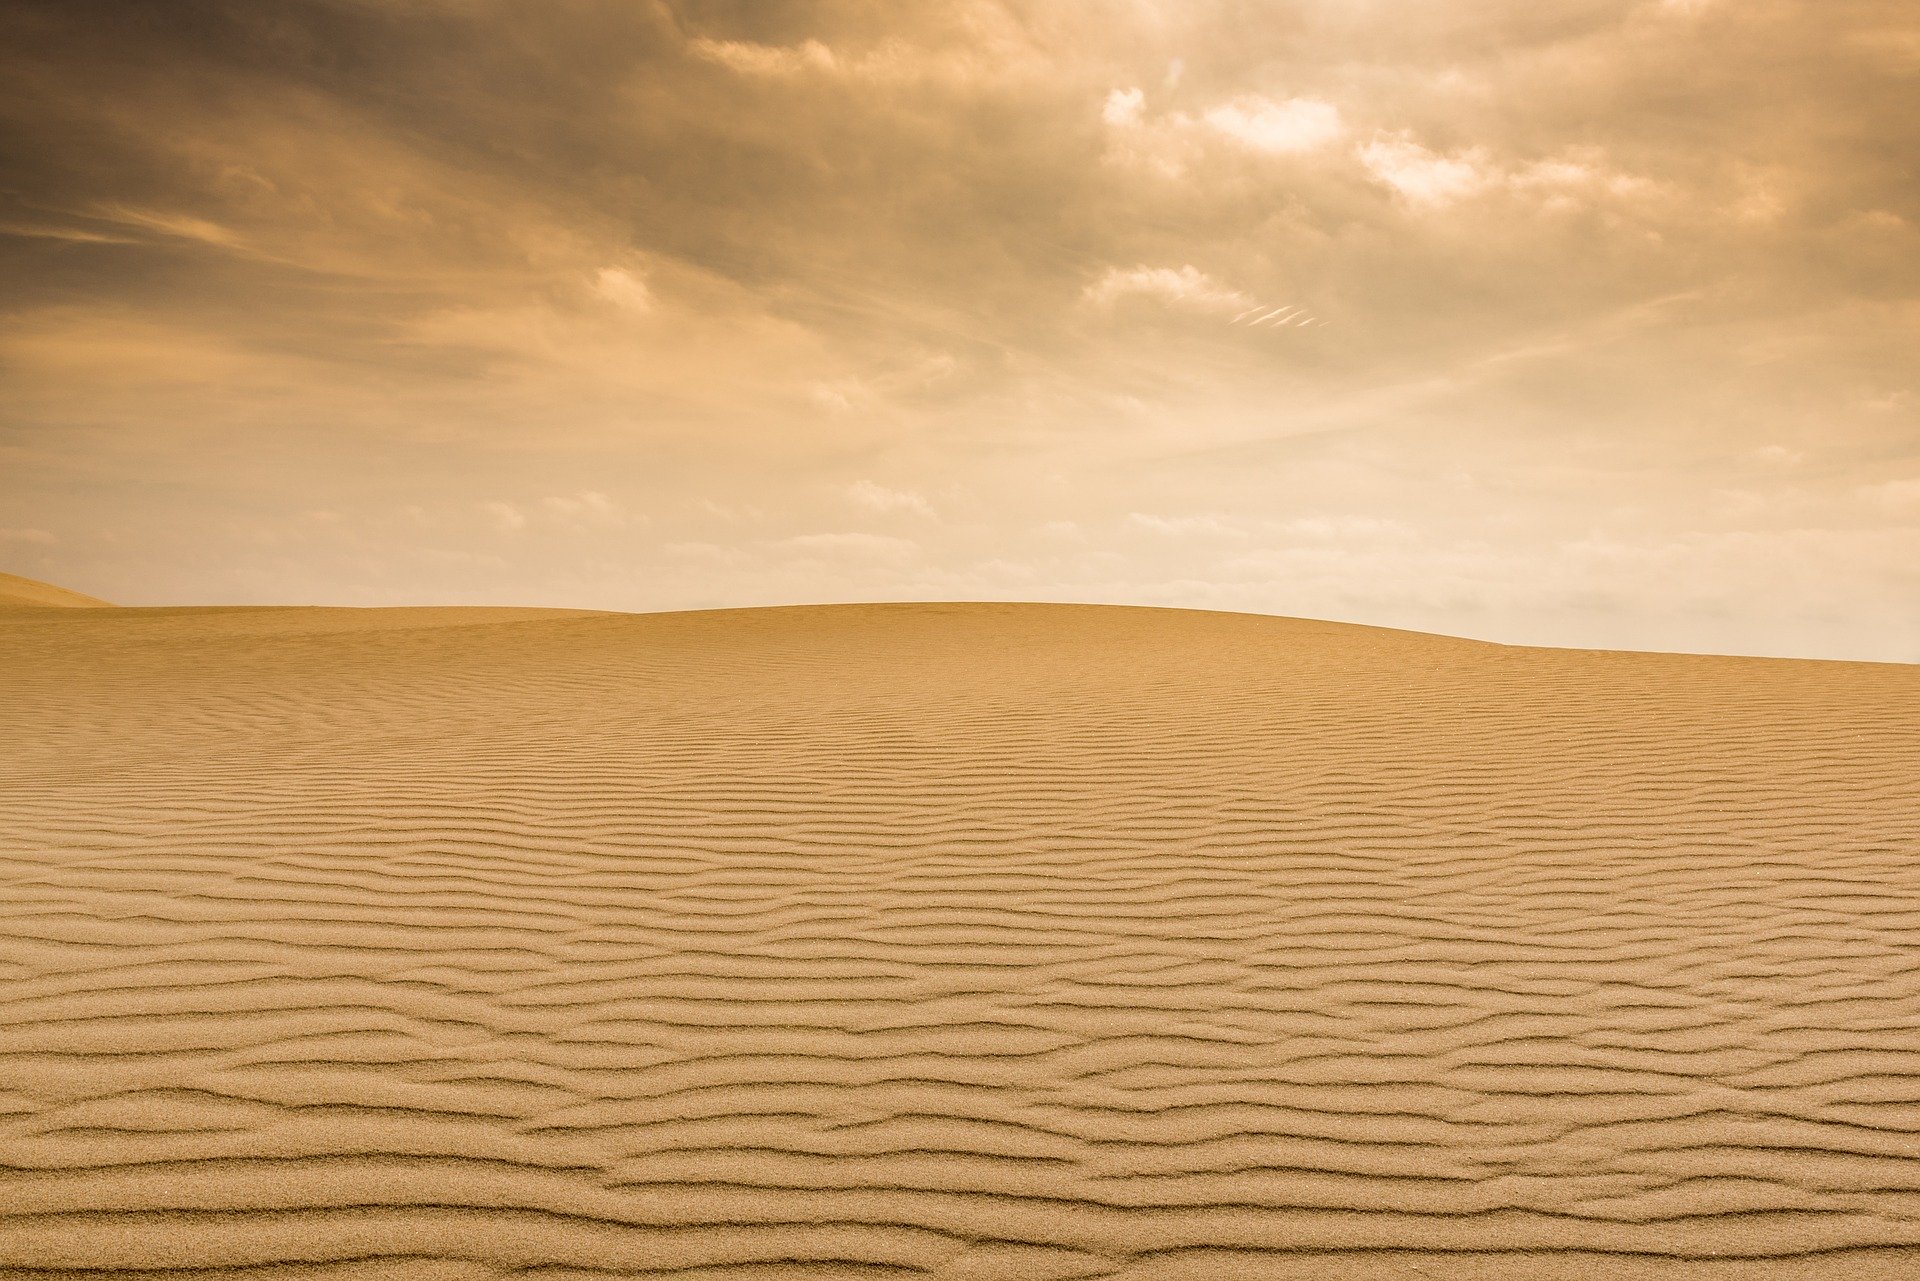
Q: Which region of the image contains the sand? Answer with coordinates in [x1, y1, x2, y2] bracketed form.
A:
[0, 572, 111, 610]
[2, 585, 1918, 1278]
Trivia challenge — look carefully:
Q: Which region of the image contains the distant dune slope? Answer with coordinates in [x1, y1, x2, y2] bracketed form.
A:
[0, 570, 111, 609]
[2, 600, 1918, 1279]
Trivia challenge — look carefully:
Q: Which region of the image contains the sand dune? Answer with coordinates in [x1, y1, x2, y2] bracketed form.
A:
[0, 572, 112, 610]
[2, 596, 1918, 1278]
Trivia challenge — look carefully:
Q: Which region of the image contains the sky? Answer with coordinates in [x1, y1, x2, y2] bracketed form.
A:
[2, 0, 1917, 661]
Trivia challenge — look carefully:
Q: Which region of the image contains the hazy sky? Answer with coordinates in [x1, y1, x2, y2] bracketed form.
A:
[3, 0, 1916, 660]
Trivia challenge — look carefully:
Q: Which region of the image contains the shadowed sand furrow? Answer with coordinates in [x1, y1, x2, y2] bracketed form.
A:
[2, 600, 1918, 1277]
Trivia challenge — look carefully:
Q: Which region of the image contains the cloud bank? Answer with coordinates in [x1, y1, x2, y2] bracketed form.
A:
[1, 0, 1915, 659]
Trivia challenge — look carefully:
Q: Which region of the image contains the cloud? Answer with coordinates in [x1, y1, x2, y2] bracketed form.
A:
[0, 0, 1914, 658]
[847, 481, 934, 517]
[591, 267, 651, 313]
[91, 205, 246, 250]
[1084, 265, 1251, 314]
[1102, 87, 1146, 127]
[1202, 95, 1344, 153]
[1357, 133, 1655, 211]
[691, 37, 840, 77]
[1359, 134, 1490, 206]
[1101, 90, 1344, 178]
[542, 491, 629, 529]
[0, 223, 140, 245]
[480, 502, 527, 533]
[687, 18, 1045, 90]
[810, 379, 876, 413]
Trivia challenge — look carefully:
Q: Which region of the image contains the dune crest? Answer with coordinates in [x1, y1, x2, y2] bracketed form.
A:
[2, 598, 1917, 1278]
[0, 571, 112, 609]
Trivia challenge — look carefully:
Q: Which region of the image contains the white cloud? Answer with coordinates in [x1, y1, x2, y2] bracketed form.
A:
[1510, 155, 1658, 206]
[689, 31, 1040, 88]
[1359, 134, 1489, 205]
[0, 223, 140, 245]
[592, 266, 651, 313]
[480, 501, 526, 532]
[690, 37, 839, 77]
[1103, 91, 1343, 178]
[810, 382, 859, 413]
[543, 491, 629, 529]
[1203, 95, 1344, 153]
[847, 480, 935, 517]
[1084, 264, 1251, 314]
[1356, 134, 1652, 212]
[93, 204, 244, 249]
[1102, 87, 1145, 127]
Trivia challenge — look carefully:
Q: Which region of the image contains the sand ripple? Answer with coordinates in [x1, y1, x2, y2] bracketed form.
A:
[2, 602, 1918, 1278]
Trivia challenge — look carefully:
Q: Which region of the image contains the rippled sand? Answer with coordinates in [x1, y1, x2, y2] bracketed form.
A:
[3, 588, 1918, 1278]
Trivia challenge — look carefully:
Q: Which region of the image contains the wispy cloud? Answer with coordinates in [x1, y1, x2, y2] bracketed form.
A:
[1203, 96, 1345, 153]
[1084, 264, 1251, 314]
[0, 0, 1912, 657]
[847, 481, 935, 517]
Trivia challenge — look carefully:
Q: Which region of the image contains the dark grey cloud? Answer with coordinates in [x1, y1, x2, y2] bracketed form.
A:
[1, 0, 1915, 658]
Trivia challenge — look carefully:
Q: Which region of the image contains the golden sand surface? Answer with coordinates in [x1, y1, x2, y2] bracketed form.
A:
[0, 572, 111, 610]
[3, 584, 1919, 1278]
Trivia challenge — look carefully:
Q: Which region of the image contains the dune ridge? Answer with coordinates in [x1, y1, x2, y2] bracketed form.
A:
[2, 598, 1918, 1278]
[0, 572, 112, 610]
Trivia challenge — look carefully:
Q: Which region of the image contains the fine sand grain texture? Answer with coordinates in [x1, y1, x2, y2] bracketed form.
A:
[2, 595, 1918, 1279]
